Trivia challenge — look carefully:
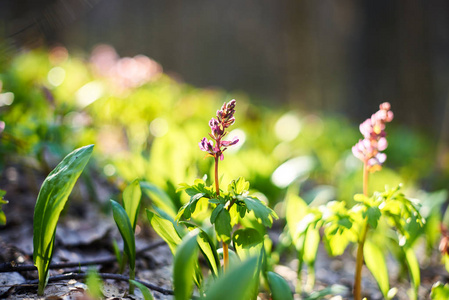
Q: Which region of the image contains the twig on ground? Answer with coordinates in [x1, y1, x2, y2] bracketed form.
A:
[0, 272, 176, 297]
[0, 240, 166, 273]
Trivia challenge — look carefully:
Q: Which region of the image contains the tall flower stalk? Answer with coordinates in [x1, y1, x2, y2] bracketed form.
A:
[199, 99, 239, 271]
[351, 102, 393, 299]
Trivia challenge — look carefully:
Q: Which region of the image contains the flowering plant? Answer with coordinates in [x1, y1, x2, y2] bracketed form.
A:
[178, 99, 277, 271]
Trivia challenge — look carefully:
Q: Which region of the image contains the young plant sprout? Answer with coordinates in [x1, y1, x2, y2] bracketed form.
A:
[352, 103, 393, 300]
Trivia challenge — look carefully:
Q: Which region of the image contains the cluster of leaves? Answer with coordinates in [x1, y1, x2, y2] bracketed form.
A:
[177, 177, 277, 243]
[285, 185, 425, 299]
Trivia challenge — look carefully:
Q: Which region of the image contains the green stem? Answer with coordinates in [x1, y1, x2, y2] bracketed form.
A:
[353, 162, 370, 300]
[129, 268, 135, 294]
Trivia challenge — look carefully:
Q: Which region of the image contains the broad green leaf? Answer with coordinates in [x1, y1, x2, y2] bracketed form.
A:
[173, 231, 199, 300]
[243, 196, 278, 227]
[182, 222, 221, 276]
[33, 144, 93, 295]
[111, 200, 136, 271]
[233, 228, 264, 261]
[323, 228, 351, 256]
[210, 204, 224, 223]
[146, 209, 182, 255]
[404, 246, 420, 298]
[123, 179, 141, 231]
[267, 271, 293, 300]
[204, 256, 258, 300]
[141, 181, 177, 218]
[431, 282, 449, 300]
[303, 226, 320, 266]
[130, 280, 155, 300]
[364, 206, 381, 228]
[214, 208, 232, 243]
[176, 192, 205, 220]
[364, 240, 389, 299]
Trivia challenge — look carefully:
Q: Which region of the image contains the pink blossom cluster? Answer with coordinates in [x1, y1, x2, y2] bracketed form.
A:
[352, 102, 394, 172]
[90, 45, 162, 91]
[199, 100, 239, 160]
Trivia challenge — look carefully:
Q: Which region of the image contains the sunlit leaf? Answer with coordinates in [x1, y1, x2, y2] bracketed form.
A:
[364, 206, 381, 229]
[123, 179, 141, 231]
[364, 240, 389, 299]
[141, 181, 177, 218]
[33, 144, 93, 295]
[130, 280, 155, 300]
[204, 256, 258, 300]
[404, 246, 420, 298]
[233, 228, 264, 261]
[146, 209, 182, 255]
[182, 222, 221, 276]
[173, 231, 199, 300]
[431, 282, 449, 300]
[243, 196, 278, 227]
[267, 271, 293, 300]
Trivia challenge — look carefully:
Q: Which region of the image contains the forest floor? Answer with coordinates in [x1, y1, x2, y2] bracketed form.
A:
[0, 162, 447, 300]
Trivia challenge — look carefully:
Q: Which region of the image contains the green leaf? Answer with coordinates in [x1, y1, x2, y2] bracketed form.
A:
[176, 192, 205, 220]
[364, 240, 389, 299]
[243, 196, 278, 228]
[182, 222, 221, 277]
[173, 231, 199, 300]
[303, 227, 320, 266]
[228, 177, 250, 195]
[210, 204, 224, 224]
[404, 246, 420, 298]
[214, 208, 232, 243]
[33, 144, 93, 295]
[364, 206, 381, 229]
[0, 191, 8, 226]
[130, 280, 155, 300]
[233, 228, 264, 261]
[123, 179, 141, 231]
[111, 200, 136, 272]
[112, 239, 124, 273]
[304, 284, 348, 300]
[141, 181, 177, 218]
[267, 271, 293, 300]
[204, 256, 258, 300]
[431, 282, 449, 300]
[146, 209, 182, 255]
[86, 267, 103, 299]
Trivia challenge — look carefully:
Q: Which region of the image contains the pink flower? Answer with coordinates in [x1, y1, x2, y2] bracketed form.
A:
[352, 102, 393, 172]
[199, 100, 239, 160]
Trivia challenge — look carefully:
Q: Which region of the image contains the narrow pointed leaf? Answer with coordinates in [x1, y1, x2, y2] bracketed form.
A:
[141, 181, 177, 218]
[33, 144, 93, 295]
[130, 280, 155, 300]
[364, 240, 389, 298]
[204, 256, 258, 300]
[111, 200, 136, 271]
[174, 231, 199, 300]
[146, 209, 182, 255]
[123, 179, 141, 231]
[404, 246, 420, 297]
[182, 222, 221, 276]
[267, 271, 294, 300]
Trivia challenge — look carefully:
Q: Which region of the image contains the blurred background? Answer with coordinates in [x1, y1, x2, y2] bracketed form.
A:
[0, 0, 448, 196]
[2, 0, 449, 132]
